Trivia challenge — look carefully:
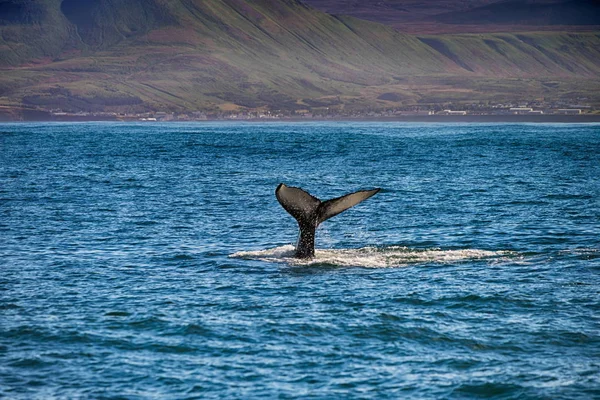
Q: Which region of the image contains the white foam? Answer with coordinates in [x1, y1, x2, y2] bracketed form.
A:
[230, 245, 515, 268]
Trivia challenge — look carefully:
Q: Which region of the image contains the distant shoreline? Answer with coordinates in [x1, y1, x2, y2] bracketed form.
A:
[1, 114, 600, 123]
[281, 115, 600, 123]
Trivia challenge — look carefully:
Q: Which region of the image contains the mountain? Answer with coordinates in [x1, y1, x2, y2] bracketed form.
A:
[0, 0, 599, 115]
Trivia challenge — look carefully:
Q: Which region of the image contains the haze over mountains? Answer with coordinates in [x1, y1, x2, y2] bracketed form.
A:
[0, 0, 599, 117]
[303, 0, 600, 33]
[433, 0, 600, 26]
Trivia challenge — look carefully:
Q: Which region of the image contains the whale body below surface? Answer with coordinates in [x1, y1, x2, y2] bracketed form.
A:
[275, 183, 380, 259]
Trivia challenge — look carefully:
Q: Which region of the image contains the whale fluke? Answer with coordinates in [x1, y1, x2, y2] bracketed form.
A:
[275, 183, 380, 259]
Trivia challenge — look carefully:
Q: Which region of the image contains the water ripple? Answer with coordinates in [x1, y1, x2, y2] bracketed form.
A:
[1, 122, 599, 399]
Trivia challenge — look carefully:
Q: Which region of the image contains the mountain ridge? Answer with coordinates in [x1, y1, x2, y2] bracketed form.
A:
[0, 0, 599, 114]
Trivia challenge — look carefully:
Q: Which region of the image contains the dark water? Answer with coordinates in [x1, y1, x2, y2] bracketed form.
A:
[1, 122, 599, 399]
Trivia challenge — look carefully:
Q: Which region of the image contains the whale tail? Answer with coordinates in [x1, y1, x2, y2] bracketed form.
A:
[275, 183, 380, 258]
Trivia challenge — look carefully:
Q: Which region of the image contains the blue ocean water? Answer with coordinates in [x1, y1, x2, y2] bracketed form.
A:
[1, 122, 599, 399]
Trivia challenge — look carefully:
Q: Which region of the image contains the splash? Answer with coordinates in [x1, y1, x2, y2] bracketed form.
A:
[230, 245, 515, 268]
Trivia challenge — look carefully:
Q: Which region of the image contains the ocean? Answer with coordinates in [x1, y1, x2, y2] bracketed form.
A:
[1, 122, 599, 399]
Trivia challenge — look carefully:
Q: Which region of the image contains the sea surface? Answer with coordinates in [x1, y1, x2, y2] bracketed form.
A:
[1, 122, 599, 399]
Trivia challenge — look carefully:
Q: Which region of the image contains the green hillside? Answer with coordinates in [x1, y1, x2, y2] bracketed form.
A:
[0, 0, 599, 114]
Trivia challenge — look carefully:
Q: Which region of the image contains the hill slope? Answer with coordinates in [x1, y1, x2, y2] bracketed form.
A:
[0, 0, 599, 114]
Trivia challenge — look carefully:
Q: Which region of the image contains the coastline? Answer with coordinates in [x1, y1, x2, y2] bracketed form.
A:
[1, 113, 600, 124]
[278, 115, 600, 123]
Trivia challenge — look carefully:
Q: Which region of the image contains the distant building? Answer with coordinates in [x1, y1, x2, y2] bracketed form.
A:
[396, 110, 434, 116]
[437, 110, 467, 115]
[557, 109, 582, 115]
[510, 107, 533, 114]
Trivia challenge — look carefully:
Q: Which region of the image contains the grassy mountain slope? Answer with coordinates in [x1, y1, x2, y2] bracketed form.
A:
[418, 32, 600, 76]
[0, 0, 599, 113]
[0, 0, 75, 66]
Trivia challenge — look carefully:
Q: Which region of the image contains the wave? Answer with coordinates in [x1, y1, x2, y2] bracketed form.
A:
[230, 245, 515, 268]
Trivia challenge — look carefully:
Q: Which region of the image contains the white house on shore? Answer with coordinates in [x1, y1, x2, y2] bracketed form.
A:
[509, 107, 533, 114]
[437, 110, 467, 115]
